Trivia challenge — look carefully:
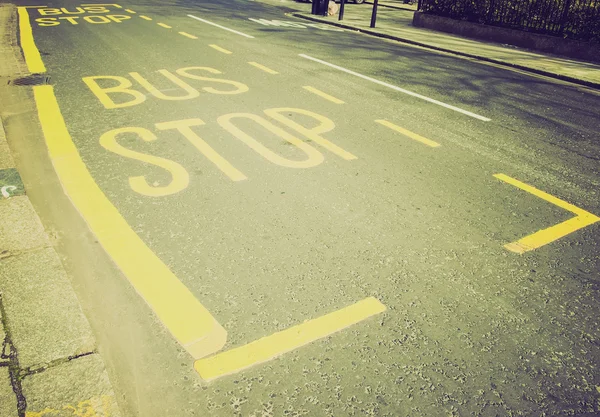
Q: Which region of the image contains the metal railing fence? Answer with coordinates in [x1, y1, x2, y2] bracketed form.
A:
[418, 0, 600, 42]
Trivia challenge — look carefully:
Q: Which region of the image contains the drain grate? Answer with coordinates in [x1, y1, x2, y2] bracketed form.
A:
[7, 74, 51, 86]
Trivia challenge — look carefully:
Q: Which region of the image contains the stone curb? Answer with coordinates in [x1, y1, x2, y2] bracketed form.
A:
[291, 12, 600, 91]
[364, 1, 417, 12]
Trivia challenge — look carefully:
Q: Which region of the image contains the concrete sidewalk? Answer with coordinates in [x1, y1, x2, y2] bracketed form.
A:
[365, 0, 417, 12]
[0, 4, 122, 417]
[293, 5, 600, 89]
[0, 117, 121, 417]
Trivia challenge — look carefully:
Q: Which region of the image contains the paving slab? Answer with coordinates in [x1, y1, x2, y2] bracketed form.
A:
[0, 367, 18, 417]
[0, 196, 49, 254]
[0, 247, 96, 369]
[0, 141, 15, 171]
[0, 121, 15, 170]
[22, 354, 121, 417]
[0, 4, 29, 78]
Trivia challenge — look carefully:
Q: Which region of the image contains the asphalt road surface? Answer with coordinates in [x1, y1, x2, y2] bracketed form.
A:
[4, 0, 600, 415]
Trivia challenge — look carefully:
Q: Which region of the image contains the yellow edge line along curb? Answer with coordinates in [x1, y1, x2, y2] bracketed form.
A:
[195, 297, 386, 381]
[17, 7, 46, 74]
[33, 85, 227, 359]
[494, 173, 600, 253]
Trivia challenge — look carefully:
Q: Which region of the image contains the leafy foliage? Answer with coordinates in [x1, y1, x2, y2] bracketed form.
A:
[420, 0, 600, 41]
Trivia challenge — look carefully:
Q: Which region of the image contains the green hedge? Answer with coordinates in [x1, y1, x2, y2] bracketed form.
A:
[419, 0, 600, 42]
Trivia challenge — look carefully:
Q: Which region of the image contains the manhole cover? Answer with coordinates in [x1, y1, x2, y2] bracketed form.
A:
[7, 74, 51, 86]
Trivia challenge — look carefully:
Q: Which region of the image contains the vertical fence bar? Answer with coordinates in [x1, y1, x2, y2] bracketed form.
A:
[487, 0, 494, 24]
[339, 0, 346, 20]
[559, 0, 573, 35]
[370, 0, 379, 28]
[539, 0, 551, 33]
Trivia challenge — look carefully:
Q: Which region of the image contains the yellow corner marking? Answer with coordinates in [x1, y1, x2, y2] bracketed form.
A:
[125, 8, 136, 13]
[157, 22, 172, 29]
[248, 61, 278, 74]
[139, 15, 152, 21]
[17, 7, 46, 74]
[209, 44, 232, 54]
[33, 85, 227, 359]
[375, 119, 440, 148]
[302, 86, 344, 104]
[195, 297, 386, 381]
[494, 173, 600, 254]
[179, 31, 198, 39]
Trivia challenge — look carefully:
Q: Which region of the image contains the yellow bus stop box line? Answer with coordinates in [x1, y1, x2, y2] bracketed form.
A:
[494, 173, 600, 254]
[18, 7, 46, 74]
[195, 297, 386, 381]
[33, 85, 227, 360]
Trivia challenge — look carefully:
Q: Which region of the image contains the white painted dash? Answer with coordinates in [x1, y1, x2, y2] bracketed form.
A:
[187, 14, 254, 38]
[299, 54, 491, 121]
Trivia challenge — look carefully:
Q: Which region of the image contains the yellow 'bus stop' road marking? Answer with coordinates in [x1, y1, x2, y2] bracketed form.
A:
[494, 174, 600, 253]
[195, 297, 386, 381]
[24, 9, 387, 380]
[33, 85, 227, 359]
